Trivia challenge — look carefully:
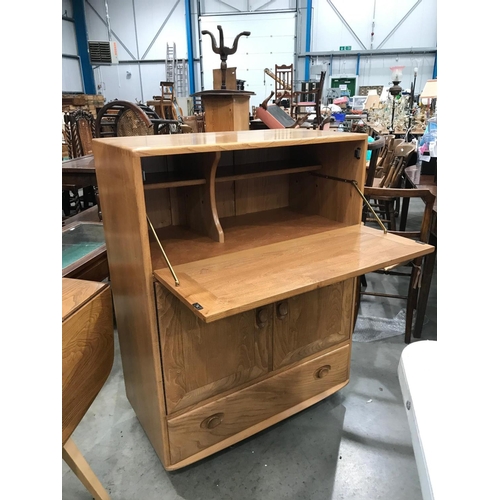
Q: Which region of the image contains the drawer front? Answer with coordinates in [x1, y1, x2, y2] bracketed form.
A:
[167, 344, 350, 465]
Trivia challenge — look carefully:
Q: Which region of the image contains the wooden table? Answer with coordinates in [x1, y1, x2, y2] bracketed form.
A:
[62, 154, 96, 187]
[62, 155, 98, 215]
[62, 221, 109, 282]
[401, 166, 437, 338]
[62, 278, 114, 500]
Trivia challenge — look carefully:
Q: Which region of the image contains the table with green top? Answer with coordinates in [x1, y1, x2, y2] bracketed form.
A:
[62, 221, 108, 282]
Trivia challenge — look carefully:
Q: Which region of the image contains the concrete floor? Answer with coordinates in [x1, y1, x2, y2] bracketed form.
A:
[62, 201, 437, 500]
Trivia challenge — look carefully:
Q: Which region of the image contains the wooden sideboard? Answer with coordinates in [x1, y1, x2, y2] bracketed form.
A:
[92, 129, 434, 471]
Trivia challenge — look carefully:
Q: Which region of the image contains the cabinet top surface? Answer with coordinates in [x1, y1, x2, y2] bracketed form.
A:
[62, 278, 109, 322]
[92, 129, 367, 156]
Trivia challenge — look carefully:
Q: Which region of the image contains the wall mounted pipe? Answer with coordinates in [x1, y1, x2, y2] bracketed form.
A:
[131, 0, 144, 102]
[304, 0, 312, 81]
[185, 0, 196, 95]
[303, 47, 436, 57]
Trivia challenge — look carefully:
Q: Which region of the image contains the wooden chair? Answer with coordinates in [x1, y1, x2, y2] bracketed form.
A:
[274, 64, 294, 108]
[62, 110, 98, 217]
[374, 136, 401, 178]
[291, 71, 327, 128]
[255, 91, 308, 129]
[365, 137, 386, 188]
[364, 143, 416, 230]
[356, 187, 436, 343]
[149, 81, 185, 121]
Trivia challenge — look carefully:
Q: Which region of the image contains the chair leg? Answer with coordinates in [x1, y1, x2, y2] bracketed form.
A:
[387, 201, 397, 231]
[405, 280, 419, 344]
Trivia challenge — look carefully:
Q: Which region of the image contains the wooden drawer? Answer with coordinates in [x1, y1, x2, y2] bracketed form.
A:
[167, 344, 350, 465]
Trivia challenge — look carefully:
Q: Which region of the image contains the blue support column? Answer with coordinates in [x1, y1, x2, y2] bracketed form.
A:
[432, 53, 437, 78]
[304, 0, 313, 81]
[356, 53, 360, 75]
[72, 0, 96, 94]
[185, 0, 195, 95]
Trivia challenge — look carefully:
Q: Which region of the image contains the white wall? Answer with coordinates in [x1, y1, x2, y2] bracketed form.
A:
[301, 0, 437, 94]
[62, 0, 437, 107]
[84, 0, 187, 104]
[199, 12, 296, 109]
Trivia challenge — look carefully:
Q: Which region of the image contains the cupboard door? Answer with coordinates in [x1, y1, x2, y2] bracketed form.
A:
[272, 279, 354, 370]
[155, 283, 272, 414]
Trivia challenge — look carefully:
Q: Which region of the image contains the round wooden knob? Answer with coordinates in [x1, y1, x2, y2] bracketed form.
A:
[201, 412, 224, 429]
[256, 308, 268, 326]
[277, 301, 288, 318]
[314, 365, 331, 379]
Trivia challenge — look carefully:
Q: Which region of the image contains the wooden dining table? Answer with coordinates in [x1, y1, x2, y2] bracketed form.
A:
[401, 166, 437, 339]
[62, 154, 96, 188]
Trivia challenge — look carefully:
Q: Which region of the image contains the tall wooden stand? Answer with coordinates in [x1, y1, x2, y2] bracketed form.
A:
[193, 90, 254, 132]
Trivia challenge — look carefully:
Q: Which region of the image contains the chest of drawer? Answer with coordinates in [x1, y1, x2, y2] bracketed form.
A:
[167, 344, 350, 466]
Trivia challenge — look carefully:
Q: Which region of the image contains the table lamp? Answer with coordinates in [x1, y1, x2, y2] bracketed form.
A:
[364, 89, 380, 110]
[420, 79, 437, 117]
[420, 79, 437, 101]
[388, 66, 404, 133]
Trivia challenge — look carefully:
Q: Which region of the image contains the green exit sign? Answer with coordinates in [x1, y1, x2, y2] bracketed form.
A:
[339, 46, 352, 51]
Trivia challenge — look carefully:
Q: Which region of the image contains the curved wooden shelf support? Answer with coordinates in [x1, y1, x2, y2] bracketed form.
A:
[185, 151, 224, 243]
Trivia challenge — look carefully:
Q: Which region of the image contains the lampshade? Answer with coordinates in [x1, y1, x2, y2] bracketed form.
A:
[389, 65, 404, 82]
[364, 93, 380, 110]
[421, 79, 437, 99]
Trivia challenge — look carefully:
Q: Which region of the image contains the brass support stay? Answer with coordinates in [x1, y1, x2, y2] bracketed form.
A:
[146, 215, 180, 286]
[310, 173, 387, 233]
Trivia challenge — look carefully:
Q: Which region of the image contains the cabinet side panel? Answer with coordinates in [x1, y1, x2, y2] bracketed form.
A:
[145, 189, 172, 229]
[289, 141, 367, 225]
[93, 142, 170, 467]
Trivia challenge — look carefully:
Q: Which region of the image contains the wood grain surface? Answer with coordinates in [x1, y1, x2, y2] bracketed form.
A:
[154, 225, 434, 322]
[62, 279, 113, 444]
[167, 344, 350, 464]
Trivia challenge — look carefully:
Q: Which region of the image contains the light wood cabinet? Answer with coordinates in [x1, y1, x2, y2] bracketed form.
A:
[93, 129, 434, 471]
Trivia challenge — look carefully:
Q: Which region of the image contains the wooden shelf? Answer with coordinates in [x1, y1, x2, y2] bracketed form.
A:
[215, 162, 321, 183]
[143, 172, 206, 190]
[143, 162, 321, 190]
[149, 208, 344, 268]
[154, 224, 433, 323]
